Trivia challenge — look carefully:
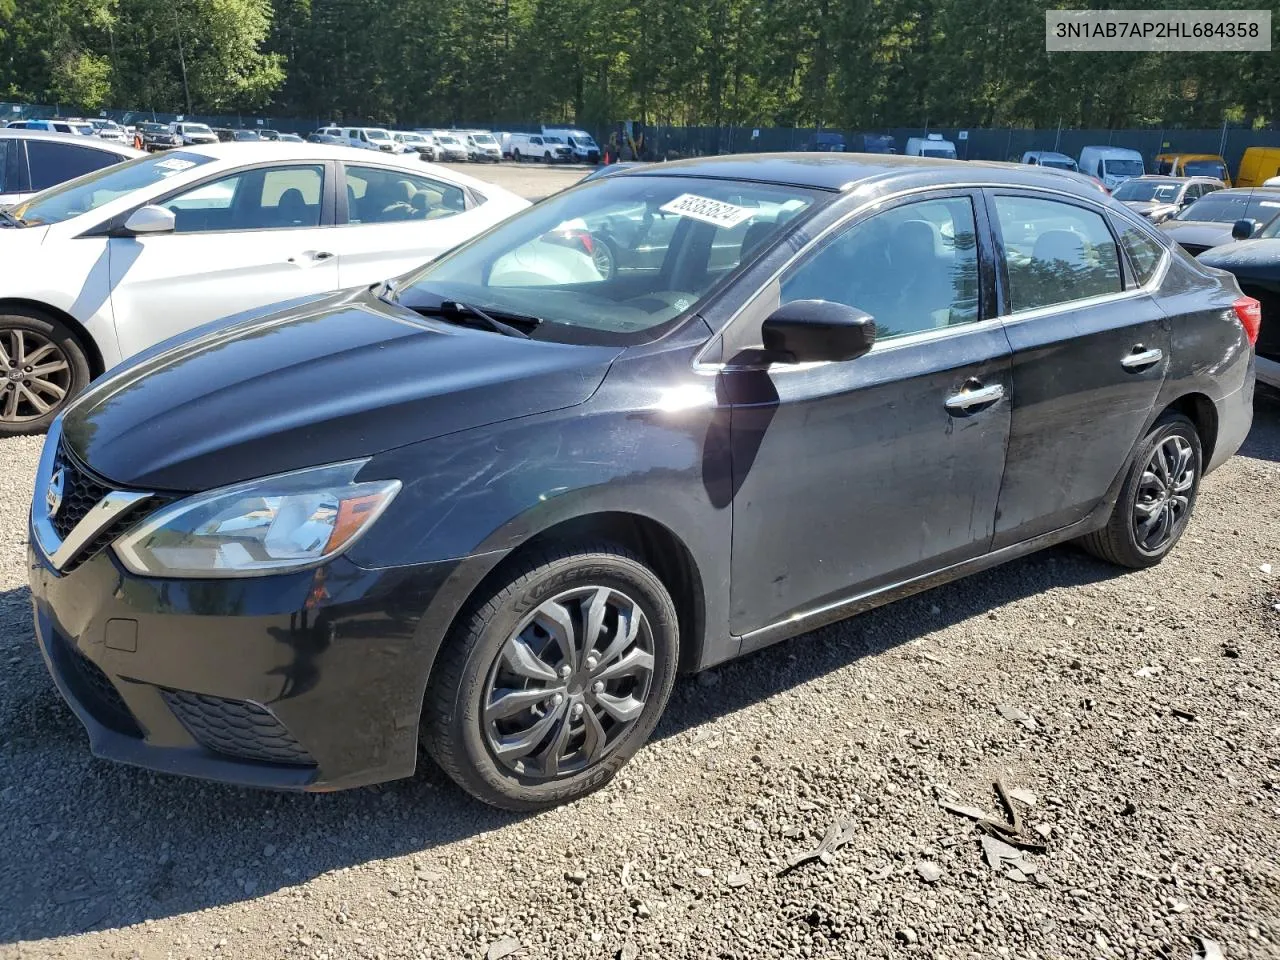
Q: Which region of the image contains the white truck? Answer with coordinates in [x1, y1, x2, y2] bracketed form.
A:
[542, 127, 601, 163]
[905, 133, 958, 159]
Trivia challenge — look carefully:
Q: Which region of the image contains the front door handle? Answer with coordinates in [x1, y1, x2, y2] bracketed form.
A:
[287, 250, 335, 267]
[1121, 345, 1163, 371]
[945, 380, 1005, 414]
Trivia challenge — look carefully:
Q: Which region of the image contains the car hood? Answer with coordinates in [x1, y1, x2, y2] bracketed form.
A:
[1196, 238, 1280, 279]
[1123, 200, 1174, 216]
[61, 290, 623, 492]
[1159, 221, 1233, 247]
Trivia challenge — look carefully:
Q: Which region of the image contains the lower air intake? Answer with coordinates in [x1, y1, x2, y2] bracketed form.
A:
[162, 690, 315, 766]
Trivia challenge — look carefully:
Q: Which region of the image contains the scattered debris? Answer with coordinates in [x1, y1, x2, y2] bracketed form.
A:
[1171, 707, 1198, 721]
[980, 835, 1044, 884]
[620, 862, 633, 889]
[1134, 666, 1162, 679]
[486, 936, 522, 960]
[1194, 935, 1225, 960]
[565, 870, 587, 885]
[1223, 644, 1241, 659]
[780, 818, 857, 873]
[915, 861, 943, 883]
[1260, 563, 1272, 575]
[895, 928, 919, 945]
[1008, 787, 1037, 806]
[937, 800, 995, 822]
[694, 867, 713, 878]
[995, 703, 1039, 731]
[726, 872, 750, 889]
[1119, 800, 1138, 816]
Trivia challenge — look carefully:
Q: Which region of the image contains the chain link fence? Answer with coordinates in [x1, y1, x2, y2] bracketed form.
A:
[5, 101, 1279, 172]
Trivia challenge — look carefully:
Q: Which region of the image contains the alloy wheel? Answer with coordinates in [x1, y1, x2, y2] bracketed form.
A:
[482, 586, 655, 781]
[0, 328, 71, 423]
[1132, 434, 1195, 552]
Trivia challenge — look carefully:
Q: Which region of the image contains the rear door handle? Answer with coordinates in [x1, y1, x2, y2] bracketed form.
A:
[945, 381, 1004, 414]
[1121, 346, 1163, 371]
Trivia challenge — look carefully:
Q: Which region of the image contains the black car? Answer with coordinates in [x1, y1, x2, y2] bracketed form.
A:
[1160, 187, 1280, 256]
[29, 154, 1256, 810]
[136, 121, 180, 152]
[307, 132, 347, 145]
[1198, 215, 1280, 392]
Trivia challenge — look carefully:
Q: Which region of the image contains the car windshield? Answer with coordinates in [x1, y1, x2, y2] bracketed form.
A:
[365, 129, 391, 141]
[472, 134, 497, 145]
[1103, 158, 1144, 177]
[543, 136, 564, 144]
[11, 151, 214, 225]
[922, 148, 955, 158]
[395, 175, 823, 345]
[1259, 212, 1280, 239]
[1041, 158, 1076, 170]
[70, 123, 94, 135]
[438, 136, 459, 145]
[234, 131, 260, 140]
[1178, 193, 1280, 223]
[184, 124, 213, 135]
[1114, 180, 1180, 202]
[1183, 160, 1227, 180]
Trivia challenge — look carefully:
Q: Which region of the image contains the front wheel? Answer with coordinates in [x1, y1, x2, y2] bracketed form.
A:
[512, 149, 521, 162]
[0, 311, 91, 436]
[1077, 412, 1202, 568]
[422, 543, 679, 810]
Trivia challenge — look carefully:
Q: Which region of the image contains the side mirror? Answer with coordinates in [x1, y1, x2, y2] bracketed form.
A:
[760, 300, 876, 364]
[122, 204, 176, 235]
[1231, 218, 1256, 241]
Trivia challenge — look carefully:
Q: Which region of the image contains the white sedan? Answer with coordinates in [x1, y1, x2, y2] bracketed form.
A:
[0, 142, 528, 433]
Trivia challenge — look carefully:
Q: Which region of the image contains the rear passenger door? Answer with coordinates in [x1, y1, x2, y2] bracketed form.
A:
[329, 163, 484, 286]
[986, 191, 1170, 548]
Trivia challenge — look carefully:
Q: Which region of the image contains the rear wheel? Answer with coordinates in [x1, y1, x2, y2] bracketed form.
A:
[1078, 412, 1202, 568]
[512, 149, 521, 163]
[422, 543, 679, 810]
[544, 151, 552, 163]
[0, 310, 91, 436]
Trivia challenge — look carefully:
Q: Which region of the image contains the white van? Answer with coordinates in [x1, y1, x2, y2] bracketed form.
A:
[1078, 146, 1144, 190]
[343, 126, 397, 152]
[505, 132, 573, 163]
[542, 127, 601, 162]
[905, 133, 958, 159]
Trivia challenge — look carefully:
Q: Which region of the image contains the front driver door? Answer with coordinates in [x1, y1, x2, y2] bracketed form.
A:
[109, 163, 339, 359]
[725, 191, 1013, 638]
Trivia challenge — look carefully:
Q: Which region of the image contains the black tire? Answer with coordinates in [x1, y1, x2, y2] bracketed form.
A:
[421, 542, 680, 810]
[543, 151, 551, 163]
[512, 149, 521, 163]
[1078, 412, 1202, 569]
[0, 309, 91, 437]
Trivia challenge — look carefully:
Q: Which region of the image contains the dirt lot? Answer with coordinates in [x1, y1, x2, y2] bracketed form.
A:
[0, 166, 1277, 959]
[436, 160, 592, 200]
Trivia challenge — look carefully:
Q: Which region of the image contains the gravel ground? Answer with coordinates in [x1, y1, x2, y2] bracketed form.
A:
[435, 160, 591, 200]
[0, 167, 1277, 958]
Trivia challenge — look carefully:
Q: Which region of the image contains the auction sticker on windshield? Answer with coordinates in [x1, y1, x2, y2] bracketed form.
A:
[659, 194, 755, 229]
[155, 157, 198, 174]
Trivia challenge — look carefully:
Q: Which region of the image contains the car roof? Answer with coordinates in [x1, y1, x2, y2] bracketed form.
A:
[0, 128, 142, 156]
[621, 152, 1114, 199]
[1205, 186, 1280, 197]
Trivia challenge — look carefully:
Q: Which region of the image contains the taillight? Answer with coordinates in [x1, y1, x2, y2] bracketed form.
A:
[1233, 295, 1261, 345]
[546, 227, 595, 258]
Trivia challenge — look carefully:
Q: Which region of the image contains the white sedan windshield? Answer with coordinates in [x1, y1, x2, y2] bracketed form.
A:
[12, 152, 215, 225]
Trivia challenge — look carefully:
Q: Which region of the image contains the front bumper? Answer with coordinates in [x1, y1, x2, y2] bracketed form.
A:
[30, 535, 469, 792]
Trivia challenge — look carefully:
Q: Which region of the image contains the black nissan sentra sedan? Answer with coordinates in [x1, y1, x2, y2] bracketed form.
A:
[29, 154, 1257, 810]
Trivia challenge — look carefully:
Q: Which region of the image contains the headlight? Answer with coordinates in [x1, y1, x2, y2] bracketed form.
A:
[114, 460, 400, 578]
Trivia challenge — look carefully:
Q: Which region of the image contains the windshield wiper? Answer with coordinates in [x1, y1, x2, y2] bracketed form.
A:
[411, 300, 541, 339]
[0, 209, 29, 228]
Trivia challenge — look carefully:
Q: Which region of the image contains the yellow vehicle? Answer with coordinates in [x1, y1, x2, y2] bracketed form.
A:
[1154, 153, 1231, 186]
[1236, 147, 1280, 188]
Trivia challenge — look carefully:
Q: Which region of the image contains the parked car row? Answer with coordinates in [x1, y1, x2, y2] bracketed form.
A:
[0, 128, 141, 206]
[19, 153, 1259, 814]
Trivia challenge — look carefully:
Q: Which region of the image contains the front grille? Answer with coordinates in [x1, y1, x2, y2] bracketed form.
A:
[46, 443, 169, 573]
[49, 449, 110, 540]
[162, 691, 316, 766]
[52, 633, 142, 737]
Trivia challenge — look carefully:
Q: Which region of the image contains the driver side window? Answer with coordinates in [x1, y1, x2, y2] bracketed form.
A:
[780, 196, 981, 341]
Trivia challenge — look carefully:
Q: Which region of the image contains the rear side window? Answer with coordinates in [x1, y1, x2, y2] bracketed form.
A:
[345, 165, 466, 224]
[1114, 220, 1166, 286]
[27, 141, 123, 191]
[993, 195, 1122, 312]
